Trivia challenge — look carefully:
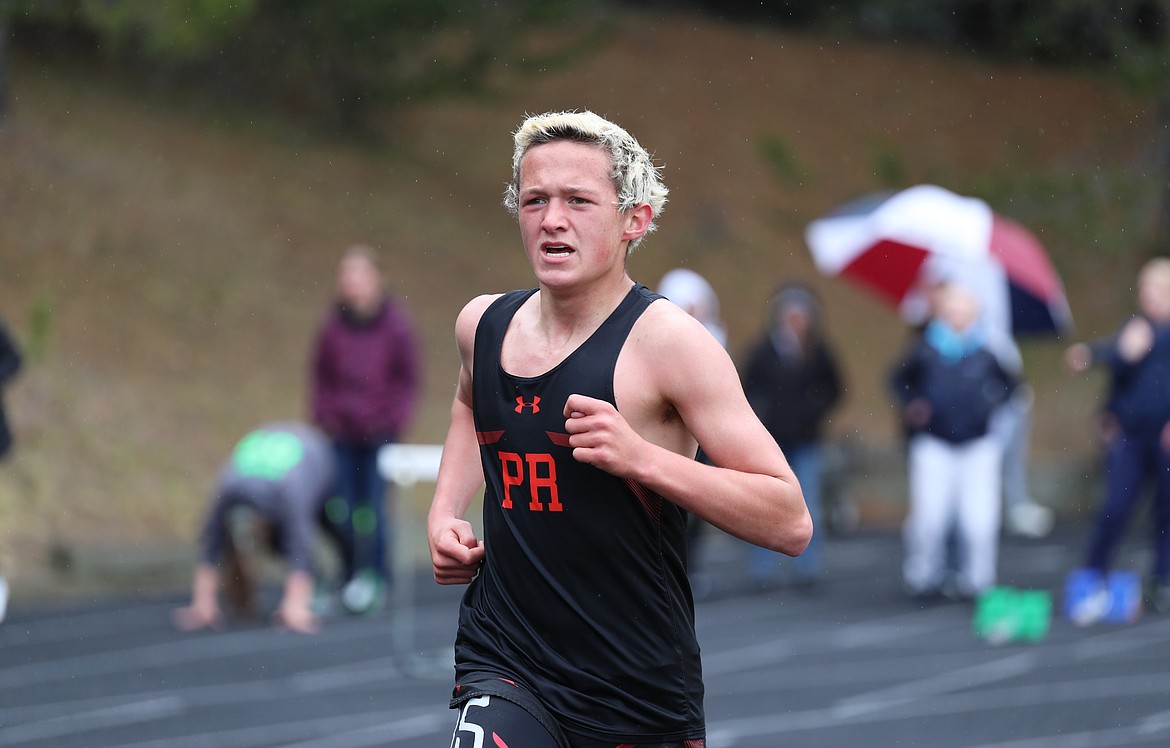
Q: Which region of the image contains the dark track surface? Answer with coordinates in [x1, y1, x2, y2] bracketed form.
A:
[4, 522, 1170, 748]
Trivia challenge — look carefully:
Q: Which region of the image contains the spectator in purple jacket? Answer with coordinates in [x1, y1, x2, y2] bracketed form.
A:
[311, 245, 421, 613]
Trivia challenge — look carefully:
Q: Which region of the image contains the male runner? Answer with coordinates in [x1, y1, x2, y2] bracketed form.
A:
[428, 110, 811, 747]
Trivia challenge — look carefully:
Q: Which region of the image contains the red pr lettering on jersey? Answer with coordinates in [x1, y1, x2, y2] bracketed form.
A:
[525, 453, 561, 512]
[499, 452, 523, 509]
[497, 451, 562, 512]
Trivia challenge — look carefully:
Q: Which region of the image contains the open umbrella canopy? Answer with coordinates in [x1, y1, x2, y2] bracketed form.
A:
[805, 184, 1073, 337]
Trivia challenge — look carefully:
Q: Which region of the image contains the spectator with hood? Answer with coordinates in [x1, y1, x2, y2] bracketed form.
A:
[741, 283, 843, 588]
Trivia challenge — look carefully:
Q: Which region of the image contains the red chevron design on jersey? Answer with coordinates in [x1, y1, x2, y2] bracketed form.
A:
[545, 431, 571, 447]
[476, 430, 505, 445]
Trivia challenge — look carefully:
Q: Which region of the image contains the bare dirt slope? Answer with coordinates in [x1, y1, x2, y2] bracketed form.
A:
[0, 10, 1155, 594]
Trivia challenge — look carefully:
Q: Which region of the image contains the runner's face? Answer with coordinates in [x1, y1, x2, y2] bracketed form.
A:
[516, 140, 639, 289]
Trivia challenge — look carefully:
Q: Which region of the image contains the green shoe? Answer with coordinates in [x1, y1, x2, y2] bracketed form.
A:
[341, 570, 385, 615]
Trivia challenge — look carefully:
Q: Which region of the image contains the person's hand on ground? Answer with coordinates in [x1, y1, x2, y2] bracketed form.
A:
[273, 601, 321, 634]
[273, 571, 322, 633]
[171, 600, 223, 632]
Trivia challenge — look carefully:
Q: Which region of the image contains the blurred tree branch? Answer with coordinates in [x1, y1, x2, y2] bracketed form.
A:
[2, 0, 604, 133]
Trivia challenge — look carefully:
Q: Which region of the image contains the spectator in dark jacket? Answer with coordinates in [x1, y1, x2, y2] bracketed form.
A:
[890, 282, 1014, 600]
[1065, 257, 1170, 615]
[0, 317, 19, 625]
[741, 283, 843, 587]
[310, 245, 421, 613]
[0, 317, 20, 460]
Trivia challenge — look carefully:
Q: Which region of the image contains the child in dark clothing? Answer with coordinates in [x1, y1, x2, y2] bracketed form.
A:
[1065, 257, 1170, 614]
[890, 283, 1015, 599]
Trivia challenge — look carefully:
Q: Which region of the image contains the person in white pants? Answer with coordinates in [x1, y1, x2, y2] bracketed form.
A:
[890, 283, 1016, 599]
[905, 432, 1003, 595]
[905, 256, 1053, 539]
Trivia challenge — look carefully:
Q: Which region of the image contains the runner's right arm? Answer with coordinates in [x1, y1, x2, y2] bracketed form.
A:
[427, 296, 495, 585]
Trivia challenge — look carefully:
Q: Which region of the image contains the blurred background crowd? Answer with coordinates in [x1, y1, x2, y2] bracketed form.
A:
[1, 0, 1169, 623]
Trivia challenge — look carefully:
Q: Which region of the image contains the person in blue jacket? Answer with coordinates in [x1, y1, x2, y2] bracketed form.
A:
[890, 282, 1015, 600]
[1065, 257, 1170, 613]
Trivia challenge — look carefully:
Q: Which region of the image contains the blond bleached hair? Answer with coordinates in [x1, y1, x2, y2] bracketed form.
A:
[502, 110, 669, 253]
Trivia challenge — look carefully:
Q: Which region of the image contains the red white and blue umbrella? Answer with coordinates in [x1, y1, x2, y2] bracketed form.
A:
[804, 184, 1072, 337]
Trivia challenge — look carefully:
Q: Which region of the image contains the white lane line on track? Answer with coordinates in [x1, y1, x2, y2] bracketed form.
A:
[90, 709, 448, 748]
[0, 655, 420, 736]
[1070, 617, 1170, 660]
[829, 616, 950, 648]
[705, 672, 1170, 747]
[1138, 707, 1170, 734]
[0, 622, 388, 689]
[702, 607, 956, 677]
[834, 651, 1040, 716]
[0, 602, 178, 647]
[283, 714, 451, 748]
[964, 717, 1170, 748]
[0, 696, 184, 745]
[701, 639, 797, 676]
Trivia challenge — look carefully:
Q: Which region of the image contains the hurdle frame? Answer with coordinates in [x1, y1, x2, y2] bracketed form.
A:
[378, 443, 454, 680]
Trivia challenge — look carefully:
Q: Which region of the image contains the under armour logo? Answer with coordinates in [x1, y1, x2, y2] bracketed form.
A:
[515, 396, 541, 413]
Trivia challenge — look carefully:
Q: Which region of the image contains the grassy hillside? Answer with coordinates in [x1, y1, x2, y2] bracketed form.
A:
[0, 9, 1156, 594]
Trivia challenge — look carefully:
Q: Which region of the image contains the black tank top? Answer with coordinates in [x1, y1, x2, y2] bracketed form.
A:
[455, 284, 705, 742]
